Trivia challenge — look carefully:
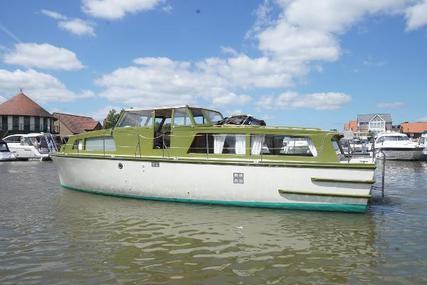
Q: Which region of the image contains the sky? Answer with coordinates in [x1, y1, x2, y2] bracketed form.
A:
[0, 0, 426, 130]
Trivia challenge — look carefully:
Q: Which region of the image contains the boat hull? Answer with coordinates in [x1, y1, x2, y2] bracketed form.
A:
[52, 156, 375, 213]
[376, 148, 425, 160]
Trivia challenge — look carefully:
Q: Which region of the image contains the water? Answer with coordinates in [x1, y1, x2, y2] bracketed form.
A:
[0, 161, 426, 284]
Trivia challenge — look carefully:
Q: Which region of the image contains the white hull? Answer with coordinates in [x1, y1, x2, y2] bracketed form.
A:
[7, 145, 50, 160]
[52, 156, 375, 212]
[376, 148, 425, 160]
[0, 152, 16, 161]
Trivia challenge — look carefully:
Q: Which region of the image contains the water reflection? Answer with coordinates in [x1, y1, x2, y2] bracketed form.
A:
[50, 190, 378, 284]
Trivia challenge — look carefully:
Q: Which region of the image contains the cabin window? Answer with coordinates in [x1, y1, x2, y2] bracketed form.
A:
[0, 143, 8, 152]
[4, 136, 21, 143]
[250, 135, 317, 156]
[173, 108, 192, 127]
[190, 108, 207, 125]
[203, 110, 223, 124]
[118, 110, 153, 128]
[332, 138, 345, 160]
[73, 139, 84, 151]
[85, 137, 116, 152]
[188, 133, 246, 155]
[153, 110, 172, 149]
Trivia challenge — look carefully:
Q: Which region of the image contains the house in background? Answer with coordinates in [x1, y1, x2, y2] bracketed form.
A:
[53, 112, 102, 137]
[400, 122, 427, 138]
[357, 113, 392, 135]
[344, 120, 358, 132]
[0, 92, 55, 138]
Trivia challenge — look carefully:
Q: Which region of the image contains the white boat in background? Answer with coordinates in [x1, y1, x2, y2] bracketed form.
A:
[0, 140, 16, 161]
[2, 133, 58, 161]
[419, 133, 427, 160]
[374, 132, 424, 160]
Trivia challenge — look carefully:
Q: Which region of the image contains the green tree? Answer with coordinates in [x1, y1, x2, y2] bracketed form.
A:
[103, 109, 121, 129]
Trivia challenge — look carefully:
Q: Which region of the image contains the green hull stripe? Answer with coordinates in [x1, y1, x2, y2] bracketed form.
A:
[61, 184, 367, 213]
[311, 177, 375, 184]
[278, 189, 371, 199]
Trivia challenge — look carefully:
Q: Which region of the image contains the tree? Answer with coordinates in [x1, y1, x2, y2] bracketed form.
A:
[103, 109, 121, 129]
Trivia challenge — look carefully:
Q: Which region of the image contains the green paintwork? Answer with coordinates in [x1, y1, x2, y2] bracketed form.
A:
[61, 184, 368, 213]
[311, 177, 376, 184]
[278, 189, 372, 199]
[57, 105, 376, 170]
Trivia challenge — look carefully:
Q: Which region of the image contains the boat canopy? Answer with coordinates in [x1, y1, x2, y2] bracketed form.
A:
[116, 105, 224, 128]
[0, 140, 10, 152]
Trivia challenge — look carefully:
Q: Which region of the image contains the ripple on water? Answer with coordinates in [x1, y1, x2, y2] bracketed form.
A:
[1, 161, 427, 284]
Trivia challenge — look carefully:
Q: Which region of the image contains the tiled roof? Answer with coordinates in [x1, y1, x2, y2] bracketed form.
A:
[400, 122, 427, 134]
[53, 112, 101, 134]
[357, 113, 392, 123]
[0, 92, 53, 117]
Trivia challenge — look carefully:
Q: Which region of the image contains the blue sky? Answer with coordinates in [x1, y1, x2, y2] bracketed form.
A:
[0, 0, 426, 129]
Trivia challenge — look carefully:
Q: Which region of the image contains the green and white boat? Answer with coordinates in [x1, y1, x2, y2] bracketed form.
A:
[52, 106, 376, 213]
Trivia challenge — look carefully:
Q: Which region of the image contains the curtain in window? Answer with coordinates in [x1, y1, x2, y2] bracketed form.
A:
[213, 134, 226, 154]
[251, 135, 265, 155]
[235, 135, 246, 155]
[307, 139, 318, 157]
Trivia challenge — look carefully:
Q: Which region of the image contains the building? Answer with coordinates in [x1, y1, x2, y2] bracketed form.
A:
[344, 120, 358, 132]
[357, 113, 392, 135]
[400, 122, 427, 138]
[53, 112, 102, 137]
[0, 92, 55, 138]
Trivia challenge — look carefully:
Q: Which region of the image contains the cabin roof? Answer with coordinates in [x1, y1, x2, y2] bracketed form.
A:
[123, 105, 220, 113]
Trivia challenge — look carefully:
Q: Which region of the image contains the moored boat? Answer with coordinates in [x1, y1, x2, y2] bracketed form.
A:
[3, 133, 58, 161]
[419, 133, 427, 160]
[52, 106, 376, 213]
[374, 132, 424, 161]
[0, 140, 16, 161]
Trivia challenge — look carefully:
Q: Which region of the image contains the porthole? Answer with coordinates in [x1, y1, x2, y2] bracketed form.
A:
[118, 163, 123, 169]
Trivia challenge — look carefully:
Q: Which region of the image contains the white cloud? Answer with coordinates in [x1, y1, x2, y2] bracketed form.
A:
[0, 95, 6, 103]
[405, 0, 427, 30]
[4, 43, 84, 70]
[42, 9, 95, 36]
[96, 56, 308, 107]
[0, 69, 93, 103]
[90, 105, 122, 121]
[377, 101, 405, 109]
[256, 0, 408, 63]
[212, 93, 251, 106]
[82, 0, 163, 20]
[94, 1, 424, 111]
[257, 92, 351, 110]
[41, 9, 67, 20]
[58, 19, 95, 36]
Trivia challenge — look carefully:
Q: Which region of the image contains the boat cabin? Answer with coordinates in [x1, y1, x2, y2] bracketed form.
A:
[115, 106, 223, 149]
[60, 105, 349, 164]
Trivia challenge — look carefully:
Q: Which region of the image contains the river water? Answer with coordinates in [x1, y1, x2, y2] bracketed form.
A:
[0, 160, 426, 284]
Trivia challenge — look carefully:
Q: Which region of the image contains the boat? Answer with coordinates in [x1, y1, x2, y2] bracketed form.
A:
[419, 133, 427, 160]
[0, 140, 16, 161]
[3, 133, 58, 161]
[374, 132, 425, 160]
[52, 106, 376, 213]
